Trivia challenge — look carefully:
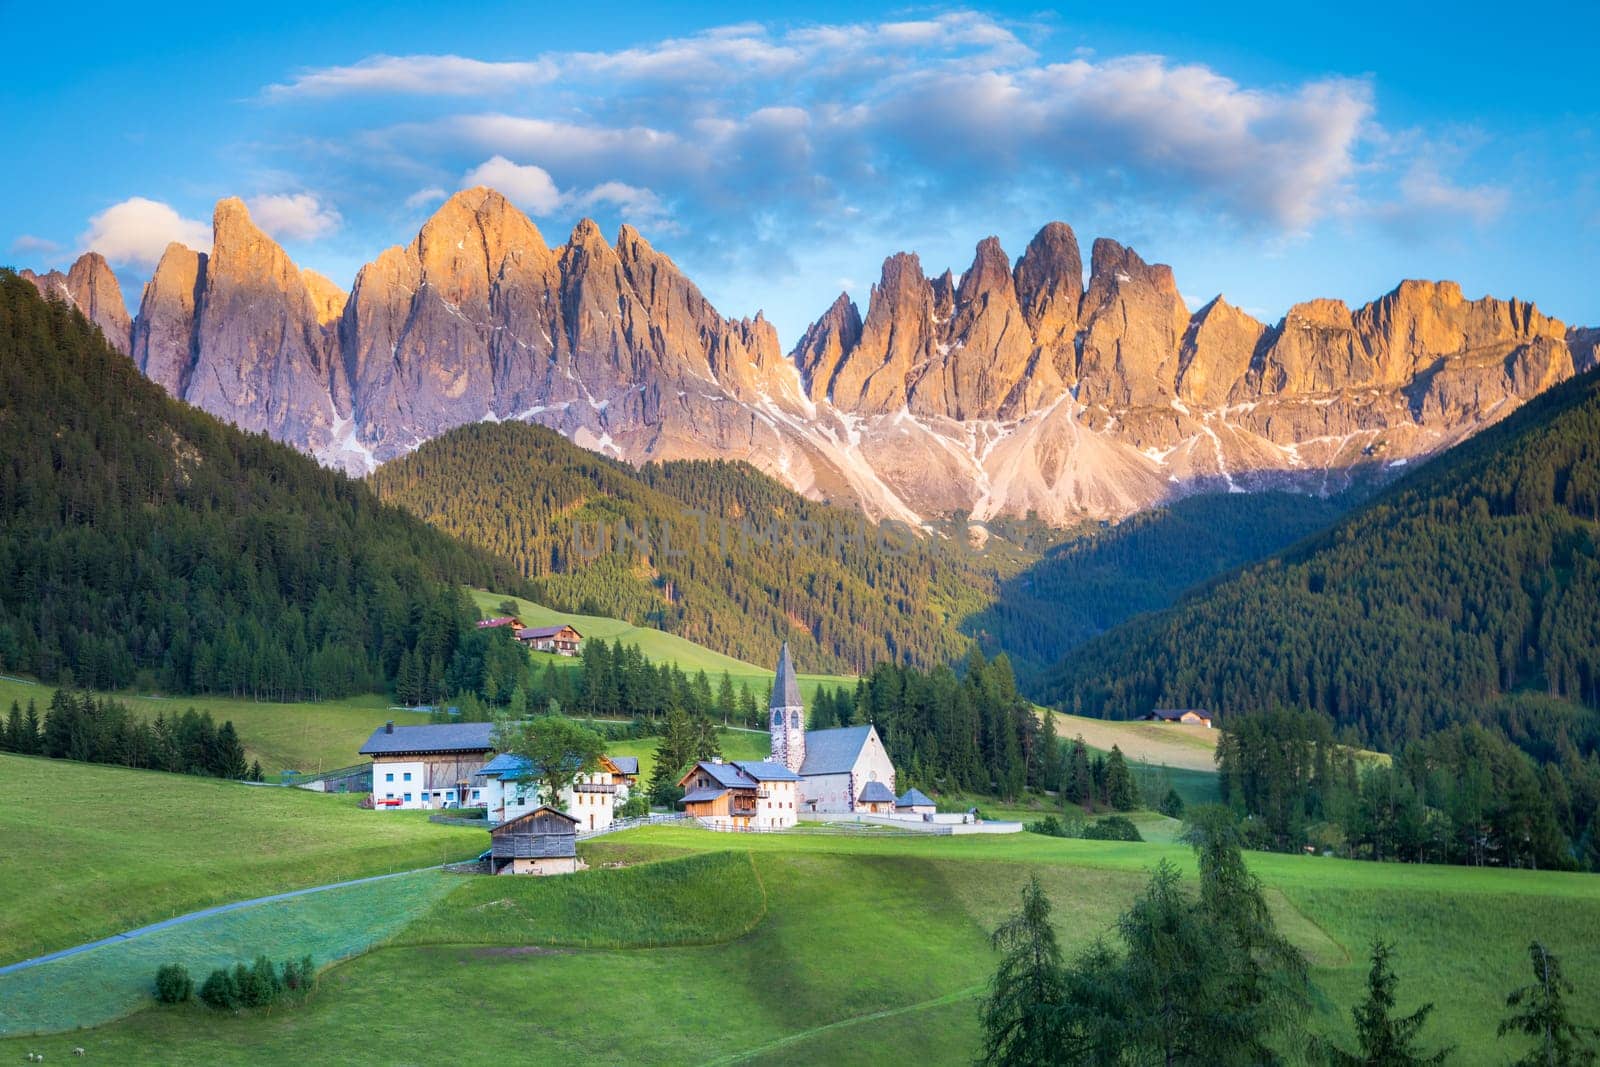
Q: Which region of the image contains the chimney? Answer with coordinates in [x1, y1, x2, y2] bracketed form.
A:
[385, 720, 394, 734]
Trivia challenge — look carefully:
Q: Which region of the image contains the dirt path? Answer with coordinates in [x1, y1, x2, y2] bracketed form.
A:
[700, 985, 985, 1066]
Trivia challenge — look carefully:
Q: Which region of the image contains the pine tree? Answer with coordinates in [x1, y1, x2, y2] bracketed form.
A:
[1105, 744, 1139, 811]
[1326, 941, 1452, 1066]
[1498, 941, 1598, 1066]
[978, 875, 1066, 1066]
[715, 671, 736, 724]
[2, 701, 20, 752]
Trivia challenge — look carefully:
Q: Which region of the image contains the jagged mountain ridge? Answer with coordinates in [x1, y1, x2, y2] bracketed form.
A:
[24, 188, 1598, 526]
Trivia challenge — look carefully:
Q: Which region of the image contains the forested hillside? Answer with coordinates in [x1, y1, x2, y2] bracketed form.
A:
[0, 272, 529, 699]
[964, 491, 1352, 680]
[1044, 364, 1600, 760]
[368, 421, 1004, 673]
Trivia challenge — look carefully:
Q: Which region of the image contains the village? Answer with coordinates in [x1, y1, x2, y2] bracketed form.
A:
[358, 634, 1025, 874]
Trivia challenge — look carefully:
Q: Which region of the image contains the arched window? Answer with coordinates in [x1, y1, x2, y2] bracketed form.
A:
[772, 709, 783, 726]
[790, 710, 801, 728]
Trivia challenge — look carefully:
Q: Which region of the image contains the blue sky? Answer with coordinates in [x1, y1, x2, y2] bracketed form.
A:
[4, 1, 1597, 342]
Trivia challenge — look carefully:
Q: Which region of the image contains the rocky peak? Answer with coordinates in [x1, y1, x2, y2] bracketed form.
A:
[1076, 238, 1188, 408]
[21, 253, 132, 354]
[1176, 297, 1266, 407]
[131, 242, 207, 396]
[187, 198, 343, 448]
[301, 269, 347, 326]
[794, 292, 864, 402]
[1013, 221, 1083, 340]
[927, 236, 1036, 419]
[826, 252, 934, 414]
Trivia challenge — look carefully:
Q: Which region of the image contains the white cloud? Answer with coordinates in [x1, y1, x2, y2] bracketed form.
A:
[264, 54, 554, 99]
[8, 234, 62, 260]
[79, 197, 211, 267]
[405, 187, 448, 210]
[461, 156, 562, 215]
[1395, 164, 1507, 224]
[245, 193, 342, 241]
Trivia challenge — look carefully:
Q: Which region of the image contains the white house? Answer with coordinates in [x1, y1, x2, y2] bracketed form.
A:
[474, 753, 629, 831]
[360, 721, 495, 811]
[766, 643, 898, 814]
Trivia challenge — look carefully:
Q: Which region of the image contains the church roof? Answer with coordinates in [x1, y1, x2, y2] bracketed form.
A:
[799, 725, 876, 776]
[858, 780, 896, 803]
[769, 642, 803, 710]
[897, 788, 936, 809]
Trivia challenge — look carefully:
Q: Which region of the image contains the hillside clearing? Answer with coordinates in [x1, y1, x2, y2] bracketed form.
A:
[1050, 709, 1219, 771]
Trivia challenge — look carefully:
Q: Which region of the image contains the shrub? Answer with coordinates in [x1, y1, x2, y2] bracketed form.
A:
[154, 963, 193, 1004]
[618, 794, 650, 820]
[199, 967, 238, 1010]
[1081, 815, 1143, 842]
[1026, 815, 1069, 838]
[1159, 787, 1185, 818]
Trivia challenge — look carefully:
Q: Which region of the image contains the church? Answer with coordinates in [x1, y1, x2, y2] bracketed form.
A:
[768, 643, 898, 814]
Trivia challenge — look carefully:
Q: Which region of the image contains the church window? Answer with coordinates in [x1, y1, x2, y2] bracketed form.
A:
[773, 710, 783, 726]
[790, 710, 800, 728]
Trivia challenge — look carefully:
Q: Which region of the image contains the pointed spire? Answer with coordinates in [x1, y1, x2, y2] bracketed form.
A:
[770, 641, 803, 710]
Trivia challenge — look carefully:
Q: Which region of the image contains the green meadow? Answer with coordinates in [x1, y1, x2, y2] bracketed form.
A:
[3, 817, 1595, 1065]
[0, 754, 483, 966]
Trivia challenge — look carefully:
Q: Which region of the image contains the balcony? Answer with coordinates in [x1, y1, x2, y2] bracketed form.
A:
[574, 782, 618, 794]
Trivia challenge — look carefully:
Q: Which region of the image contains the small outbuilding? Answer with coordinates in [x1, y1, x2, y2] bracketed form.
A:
[1144, 708, 1213, 728]
[856, 779, 897, 815]
[488, 806, 581, 876]
[895, 788, 937, 816]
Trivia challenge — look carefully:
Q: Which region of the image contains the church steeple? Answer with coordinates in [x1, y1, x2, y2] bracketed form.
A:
[769, 642, 806, 773]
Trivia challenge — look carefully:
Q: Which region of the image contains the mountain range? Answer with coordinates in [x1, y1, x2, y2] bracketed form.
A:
[23, 188, 1600, 526]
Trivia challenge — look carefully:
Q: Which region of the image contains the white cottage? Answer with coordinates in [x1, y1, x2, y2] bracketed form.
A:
[766, 643, 897, 814]
[474, 753, 628, 831]
[359, 721, 495, 811]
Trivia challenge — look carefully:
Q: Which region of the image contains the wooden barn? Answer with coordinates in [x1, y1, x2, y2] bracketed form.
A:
[1144, 708, 1214, 728]
[488, 806, 581, 875]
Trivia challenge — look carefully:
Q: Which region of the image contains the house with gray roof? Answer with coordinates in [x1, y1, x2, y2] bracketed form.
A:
[677, 758, 802, 829]
[361, 721, 495, 811]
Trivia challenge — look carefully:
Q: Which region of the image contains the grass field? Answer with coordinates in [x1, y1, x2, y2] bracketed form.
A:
[6, 823, 1595, 1064]
[1050, 708, 1220, 771]
[0, 754, 485, 966]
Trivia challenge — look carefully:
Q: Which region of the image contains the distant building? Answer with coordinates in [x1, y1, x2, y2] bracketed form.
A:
[515, 624, 583, 656]
[677, 759, 801, 829]
[360, 721, 494, 810]
[474, 753, 630, 831]
[896, 788, 937, 816]
[488, 806, 580, 875]
[1144, 708, 1213, 728]
[476, 616, 524, 630]
[766, 642, 898, 814]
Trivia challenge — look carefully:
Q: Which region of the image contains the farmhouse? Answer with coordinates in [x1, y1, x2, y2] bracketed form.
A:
[474, 753, 631, 831]
[766, 643, 899, 814]
[488, 806, 580, 875]
[677, 759, 801, 829]
[1144, 708, 1214, 728]
[516, 623, 583, 656]
[476, 615, 523, 630]
[359, 721, 494, 810]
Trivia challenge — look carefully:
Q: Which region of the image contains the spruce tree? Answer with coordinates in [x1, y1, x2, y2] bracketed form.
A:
[1105, 744, 1139, 811]
[1498, 941, 1598, 1066]
[1326, 941, 1452, 1066]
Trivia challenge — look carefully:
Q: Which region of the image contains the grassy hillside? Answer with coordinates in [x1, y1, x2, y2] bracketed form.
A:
[1044, 365, 1600, 760]
[0, 271, 528, 701]
[369, 420, 1003, 674]
[7, 826, 1595, 1064]
[469, 589, 856, 700]
[0, 753, 483, 965]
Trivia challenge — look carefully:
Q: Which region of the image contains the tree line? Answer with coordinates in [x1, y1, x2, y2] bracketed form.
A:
[2, 691, 258, 781]
[1218, 707, 1600, 870]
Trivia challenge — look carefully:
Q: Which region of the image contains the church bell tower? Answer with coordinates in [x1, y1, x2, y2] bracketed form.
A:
[769, 642, 806, 774]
